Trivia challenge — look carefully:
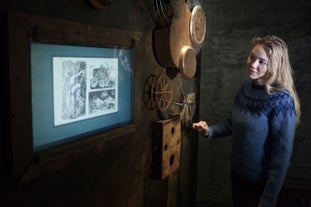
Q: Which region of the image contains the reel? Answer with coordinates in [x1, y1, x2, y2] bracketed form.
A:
[143, 74, 173, 111]
[151, 74, 173, 111]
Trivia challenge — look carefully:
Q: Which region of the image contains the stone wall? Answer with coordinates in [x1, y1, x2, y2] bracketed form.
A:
[197, 0, 311, 205]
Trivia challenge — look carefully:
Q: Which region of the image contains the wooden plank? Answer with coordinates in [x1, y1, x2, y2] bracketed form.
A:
[19, 125, 136, 184]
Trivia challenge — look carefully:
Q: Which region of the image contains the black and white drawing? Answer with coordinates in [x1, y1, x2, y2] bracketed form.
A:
[53, 57, 118, 126]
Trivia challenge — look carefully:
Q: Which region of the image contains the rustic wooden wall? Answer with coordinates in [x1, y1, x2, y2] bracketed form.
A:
[0, 0, 199, 207]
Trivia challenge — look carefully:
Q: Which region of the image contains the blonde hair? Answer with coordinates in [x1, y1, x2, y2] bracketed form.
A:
[251, 35, 301, 127]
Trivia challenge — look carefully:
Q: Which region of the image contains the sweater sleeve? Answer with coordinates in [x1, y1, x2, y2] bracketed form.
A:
[259, 94, 296, 207]
[207, 116, 233, 139]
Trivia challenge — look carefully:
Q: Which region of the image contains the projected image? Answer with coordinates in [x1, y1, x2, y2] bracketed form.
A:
[53, 57, 118, 126]
[31, 43, 133, 149]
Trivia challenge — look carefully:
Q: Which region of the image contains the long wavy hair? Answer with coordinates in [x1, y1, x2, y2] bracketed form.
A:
[251, 35, 301, 127]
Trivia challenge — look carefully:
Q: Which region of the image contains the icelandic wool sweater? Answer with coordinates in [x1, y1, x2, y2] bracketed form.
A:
[207, 80, 296, 207]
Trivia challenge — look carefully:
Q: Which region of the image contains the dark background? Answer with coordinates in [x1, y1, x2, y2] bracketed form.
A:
[1, 0, 310, 206]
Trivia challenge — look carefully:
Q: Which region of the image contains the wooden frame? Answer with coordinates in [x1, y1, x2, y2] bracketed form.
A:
[31, 44, 132, 150]
[4, 11, 142, 183]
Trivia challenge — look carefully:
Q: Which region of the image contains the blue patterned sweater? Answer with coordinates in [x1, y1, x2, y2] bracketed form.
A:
[207, 80, 296, 207]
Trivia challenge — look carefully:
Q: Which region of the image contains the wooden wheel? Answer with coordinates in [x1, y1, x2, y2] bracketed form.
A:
[152, 74, 173, 111]
[143, 75, 158, 110]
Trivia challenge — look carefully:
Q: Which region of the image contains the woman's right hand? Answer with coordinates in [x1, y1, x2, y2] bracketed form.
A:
[192, 121, 209, 136]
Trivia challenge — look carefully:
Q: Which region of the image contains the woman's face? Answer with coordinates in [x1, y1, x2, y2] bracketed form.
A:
[246, 44, 269, 85]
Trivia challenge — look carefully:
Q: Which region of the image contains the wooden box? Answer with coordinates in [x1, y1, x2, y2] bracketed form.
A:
[151, 118, 181, 179]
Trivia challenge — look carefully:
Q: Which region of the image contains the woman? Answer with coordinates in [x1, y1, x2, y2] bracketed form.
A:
[193, 35, 301, 207]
